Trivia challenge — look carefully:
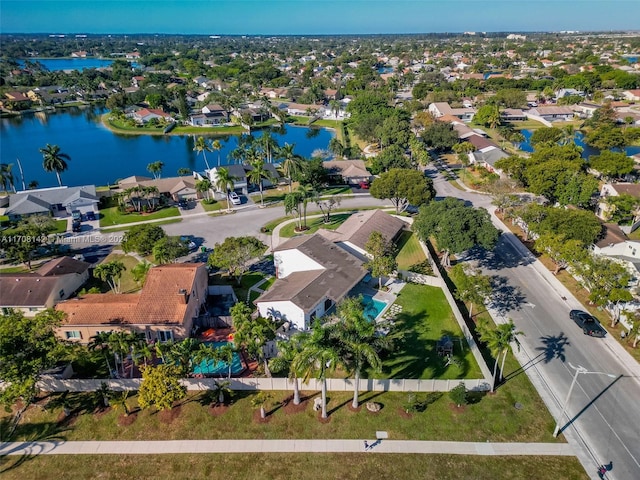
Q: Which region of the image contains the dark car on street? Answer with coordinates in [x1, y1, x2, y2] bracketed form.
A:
[569, 310, 607, 337]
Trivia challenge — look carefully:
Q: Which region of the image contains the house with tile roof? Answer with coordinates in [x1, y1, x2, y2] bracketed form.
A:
[55, 263, 208, 343]
[117, 175, 199, 202]
[0, 256, 91, 317]
[130, 108, 174, 124]
[256, 234, 368, 330]
[428, 102, 476, 122]
[323, 160, 372, 185]
[5, 185, 99, 221]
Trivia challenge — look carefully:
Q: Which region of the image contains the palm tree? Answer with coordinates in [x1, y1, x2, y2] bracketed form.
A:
[247, 157, 275, 207]
[170, 338, 200, 376]
[194, 342, 223, 377]
[212, 139, 223, 166]
[93, 261, 126, 294]
[193, 136, 212, 171]
[39, 143, 70, 187]
[480, 319, 523, 391]
[279, 143, 303, 192]
[297, 183, 314, 229]
[0, 163, 16, 193]
[260, 130, 279, 164]
[329, 99, 341, 126]
[269, 333, 309, 406]
[213, 167, 237, 212]
[292, 320, 342, 419]
[88, 331, 114, 377]
[251, 391, 272, 419]
[334, 297, 394, 409]
[211, 380, 232, 405]
[218, 342, 236, 380]
[107, 330, 135, 377]
[195, 177, 213, 201]
[147, 161, 164, 179]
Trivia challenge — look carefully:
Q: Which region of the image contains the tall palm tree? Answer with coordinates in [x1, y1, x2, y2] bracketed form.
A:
[147, 161, 164, 179]
[39, 143, 70, 187]
[0, 163, 16, 193]
[278, 143, 303, 192]
[88, 331, 114, 377]
[247, 157, 275, 207]
[93, 261, 126, 294]
[334, 297, 392, 409]
[195, 177, 213, 201]
[260, 130, 279, 164]
[480, 319, 523, 391]
[251, 391, 272, 419]
[212, 139, 223, 166]
[297, 183, 314, 229]
[193, 136, 212, 171]
[269, 333, 309, 405]
[213, 167, 237, 212]
[218, 342, 236, 380]
[292, 320, 342, 419]
[170, 338, 200, 377]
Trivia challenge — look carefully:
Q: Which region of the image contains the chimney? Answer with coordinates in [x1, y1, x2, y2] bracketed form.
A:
[177, 288, 188, 304]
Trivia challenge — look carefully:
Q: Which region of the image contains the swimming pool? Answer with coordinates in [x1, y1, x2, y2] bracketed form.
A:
[192, 341, 244, 376]
[362, 295, 388, 321]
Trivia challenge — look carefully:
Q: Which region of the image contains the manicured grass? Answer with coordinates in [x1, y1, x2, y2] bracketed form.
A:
[201, 200, 224, 212]
[0, 454, 587, 480]
[2, 383, 560, 444]
[0, 265, 30, 273]
[100, 218, 182, 233]
[209, 272, 270, 306]
[395, 231, 426, 270]
[512, 119, 548, 130]
[279, 213, 351, 238]
[104, 115, 166, 134]
[380, 284, 482, 380]
[52, 219, 68, 234]
[99, 206, 180, 227]
[82, 253, 144, 293]
[312, 118, 342, 128]
[173, 125, 246, 136]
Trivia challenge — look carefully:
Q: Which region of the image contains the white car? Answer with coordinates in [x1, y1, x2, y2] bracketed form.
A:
[228, 192, 241, 205]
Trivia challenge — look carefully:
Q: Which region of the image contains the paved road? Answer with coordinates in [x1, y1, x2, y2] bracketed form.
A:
[0, 439, 575, 456]
[427, 164, 640, 480]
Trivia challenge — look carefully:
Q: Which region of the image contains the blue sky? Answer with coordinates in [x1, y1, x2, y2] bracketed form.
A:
[2, 1, 640, 35]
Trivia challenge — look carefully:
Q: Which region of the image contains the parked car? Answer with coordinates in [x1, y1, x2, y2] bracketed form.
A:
[229, 192, 241, 205]
[72, 220, 82, 232]
[86, 211, 96, 221]
[71, 210, 81, 221]
[358, 180, 370, 189]
[180, 236, 198, 252]
[569, 310, 607, 337]
[178, 200, 188, 209]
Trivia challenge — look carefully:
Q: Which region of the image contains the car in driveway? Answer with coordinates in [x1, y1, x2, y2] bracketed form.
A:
[569, 310, 607, 337]
[358, 180, 370, 189]
[86, 211, 96, 221]
[72, 219, 82, 232]
[228, 192, 241, 205]
[71, 210, 82, 221]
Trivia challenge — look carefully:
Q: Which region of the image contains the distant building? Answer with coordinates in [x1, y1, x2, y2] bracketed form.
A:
[428, 102, 476, 122]
[5, 186, 99, 221]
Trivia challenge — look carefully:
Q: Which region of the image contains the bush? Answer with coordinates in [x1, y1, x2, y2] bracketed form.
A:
[449, 382, 468, 407]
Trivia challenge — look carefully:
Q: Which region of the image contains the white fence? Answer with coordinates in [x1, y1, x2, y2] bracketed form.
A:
[399, 269, 442, 287]
[37, 377, 490, 393]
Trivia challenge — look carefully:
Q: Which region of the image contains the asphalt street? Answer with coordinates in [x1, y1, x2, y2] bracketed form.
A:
[428, 164, 640, 480]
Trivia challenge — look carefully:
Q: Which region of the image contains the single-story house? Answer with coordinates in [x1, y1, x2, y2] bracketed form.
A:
[318, 209, 405, 260]
[189, 112, 229, 126]
[622, 89, 640, 102]
[256, 234, 367, 330]
[555, 88, 584, 100]
[55, 263, 208, 343]
[470, 147, 509, 175]
[0, 256, 91, 317]
[428, 102, 476, 122]
[286, 103, 325, 117]
[117, 176, 200, 202]
[323, 160, 372, 185]
[528, 106, 575, 122]
[206, 163, 281, 195]
[573, 103, 600, 118]
[5, 185, 99, 221]
[130, 108, 174, 124]
[500, 108, 527, 122]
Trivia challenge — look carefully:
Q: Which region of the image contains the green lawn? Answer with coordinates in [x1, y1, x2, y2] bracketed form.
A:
[0, 454, 587, 480]
[379, 284, 482, 380]
[209, 271, 271, 306]
[0, 265, 30, 273]
[201, 200, 224, 212]
[395, 231, 426, 270]
[279, 213, 351, 238]
[99, 206, 180, 227]
[173, 125, 246, 136]
[82, 253, 144, 294]
[52, 219, 68, 234]
[312, 118, 343, 128]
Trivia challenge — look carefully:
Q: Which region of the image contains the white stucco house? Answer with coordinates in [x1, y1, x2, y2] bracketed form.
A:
[256, 234, 367, 330]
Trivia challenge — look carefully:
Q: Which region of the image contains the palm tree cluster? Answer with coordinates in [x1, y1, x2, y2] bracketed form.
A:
[270, 296, 397, 418]
[118, 185, 161, 213]
[477, 318, 523, 392]
[88, 330, 151, 379]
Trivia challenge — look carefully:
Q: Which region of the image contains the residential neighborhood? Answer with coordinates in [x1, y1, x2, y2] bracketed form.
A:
[2, 19, 640, 480]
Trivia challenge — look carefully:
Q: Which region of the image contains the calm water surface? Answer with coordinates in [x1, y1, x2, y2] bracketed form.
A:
[18, 58, 134, 71]
[518, 129, 640, 157]
[0, 107, 333, 188]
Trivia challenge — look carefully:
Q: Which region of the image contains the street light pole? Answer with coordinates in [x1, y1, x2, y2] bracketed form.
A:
[553, 363, 616, 438]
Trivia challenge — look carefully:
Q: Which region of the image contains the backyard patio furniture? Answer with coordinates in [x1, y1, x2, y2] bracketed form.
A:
[436, 335, 453, 356]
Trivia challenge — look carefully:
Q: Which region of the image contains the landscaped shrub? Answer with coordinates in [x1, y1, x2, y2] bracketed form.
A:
[449, 382, 468, 407]
[408, 260, 434, 276]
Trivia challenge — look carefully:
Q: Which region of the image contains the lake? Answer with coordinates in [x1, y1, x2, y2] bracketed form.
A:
[18, 58, 137, 71]
[0, 107, 334, 188]
[518, 129, 640, 158]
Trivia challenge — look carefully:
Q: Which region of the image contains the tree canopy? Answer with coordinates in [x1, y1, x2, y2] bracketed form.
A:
[208, 236, 266, 284]
[369, 168, 435, 214]
[589, 150, 635, 179]
[121, 224, 167, 255]
[420, 122, 459, 152]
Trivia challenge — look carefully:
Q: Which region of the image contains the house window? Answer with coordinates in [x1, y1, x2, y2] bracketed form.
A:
[65, 331, 82, 339]
[29, 307, 39, 312]
[157, 330, 174, 342]
[59, 289, 65, 299]
[324, 299, 333, 311]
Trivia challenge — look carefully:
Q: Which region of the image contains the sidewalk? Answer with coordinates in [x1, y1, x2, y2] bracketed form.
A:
[0, 439, 576, 456]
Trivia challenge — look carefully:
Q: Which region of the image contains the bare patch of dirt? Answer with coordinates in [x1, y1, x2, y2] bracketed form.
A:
[397, 407, 413, 419]
[209, 404, 229, 417]
[158, 405, 182, 424]
[93, 406, 112, 419]
[449, 404, 467, 414]
[253, 409, 271, 424]
[348, 403, 363, 413]
[117, 412, 138, 426]
[282, 395, 309, 415]
[317, 411, 331, 424]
